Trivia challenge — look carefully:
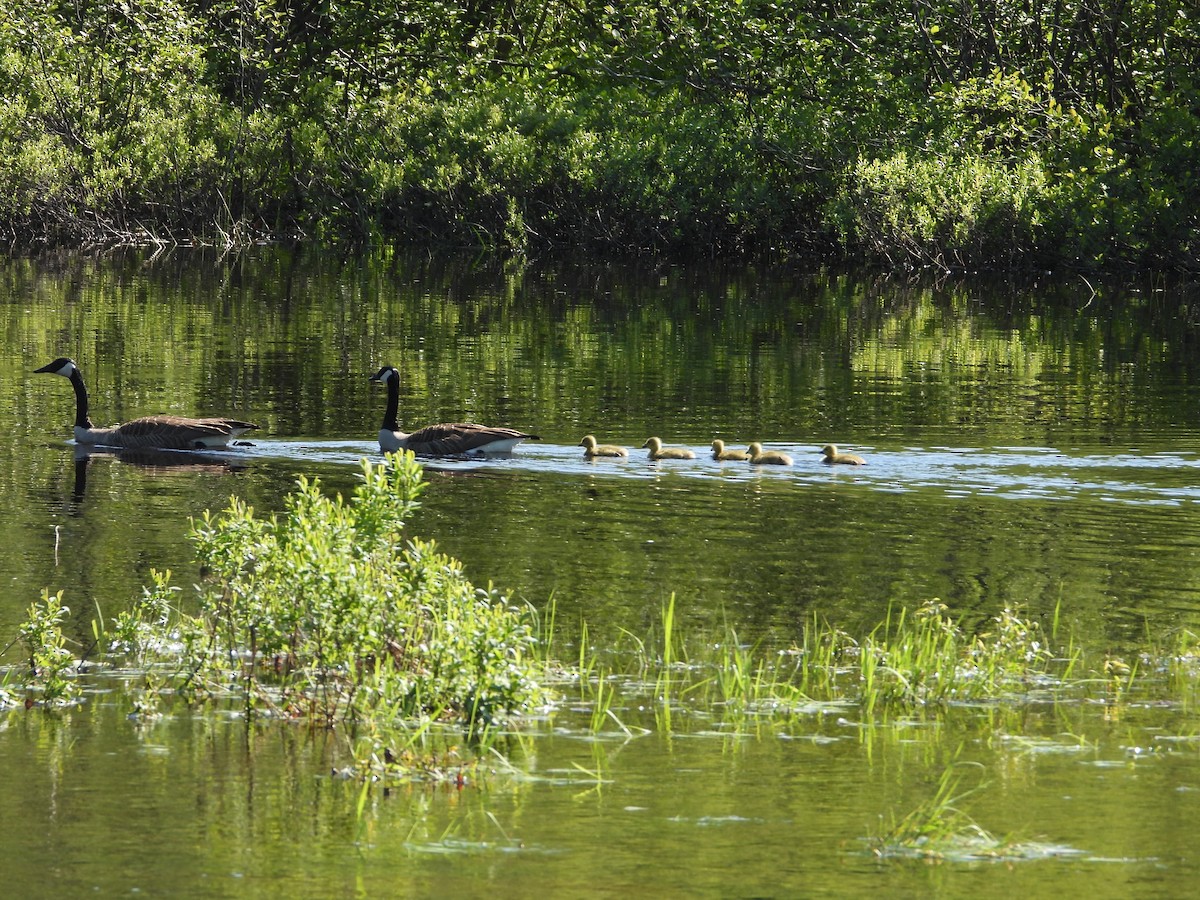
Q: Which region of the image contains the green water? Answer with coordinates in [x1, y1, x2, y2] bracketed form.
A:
[3, 249, 1200, 895]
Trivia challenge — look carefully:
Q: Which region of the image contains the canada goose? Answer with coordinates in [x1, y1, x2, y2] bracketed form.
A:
[748, 442, 793, 466]
[711, 439, 750, 461]
[370, 365, 538, 455]
[643, 437, 696, 460]
[580, 435, 628, 458]
[821, 444, 866, 465]
[34, 357, 257, 450]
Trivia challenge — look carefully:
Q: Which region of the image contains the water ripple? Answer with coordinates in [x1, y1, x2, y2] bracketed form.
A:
[236, 440, 1200, 509]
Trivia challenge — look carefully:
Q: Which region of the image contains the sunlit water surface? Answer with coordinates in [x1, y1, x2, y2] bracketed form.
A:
[3, 249, 1200, 896]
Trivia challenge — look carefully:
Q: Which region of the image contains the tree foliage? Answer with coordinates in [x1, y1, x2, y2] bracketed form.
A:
[1, 0, 1198, 268]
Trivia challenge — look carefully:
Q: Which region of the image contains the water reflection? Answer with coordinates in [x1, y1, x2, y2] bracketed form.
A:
[69, 445, 251, 503]
[7, 252, 1200, 897]
[3, 250, 1200, 646]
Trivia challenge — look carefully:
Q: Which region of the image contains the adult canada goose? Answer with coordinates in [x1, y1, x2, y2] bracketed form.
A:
[34, 357, 257, 450]
[821, 444, 867, 465]
[580, 435, 628, 458]
[711, 439, 750, 461]
[643, 437, 696, 460]
[748, 442, 794, 466]
[370, 365, 538, 455]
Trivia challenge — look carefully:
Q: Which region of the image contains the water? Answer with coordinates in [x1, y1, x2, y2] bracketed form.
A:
[3, 249, 1200, 895]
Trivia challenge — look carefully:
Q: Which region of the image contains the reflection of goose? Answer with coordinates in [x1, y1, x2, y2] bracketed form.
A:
[711, 439, 750, 461]
[72, 446, 248, 501]
[75, 444, 250, 474]
[821, 444, 866, 465]
[369, 365, 538, 455]
[643, 437, 696, 460]
[580, 435, 628, 457]
[748, 442, 793, 466]
[35, 358, 257, 450]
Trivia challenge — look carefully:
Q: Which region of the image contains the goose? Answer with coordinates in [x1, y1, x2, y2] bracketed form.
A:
[711, 439, 750, 461]
[748, 442, 793, 466]
[34, 357, 257, 450]
[821, 444, 867, 465]
[580, 435, 628, 458]
[643, 437, 696, 460]
[370, 365, 538, 455]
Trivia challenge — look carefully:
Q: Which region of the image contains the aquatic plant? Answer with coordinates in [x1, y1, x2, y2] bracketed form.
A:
[857, 601, 1053, 709]
[564, 599, 1062, 730]
[17, 589, 80, 706]
[98, 452, 545, 733]
[871, 754, 988, 857]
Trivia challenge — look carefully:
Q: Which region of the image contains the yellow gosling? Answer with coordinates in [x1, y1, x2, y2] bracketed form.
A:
[747, 442, 793, 466]
[643, 436, 696, 460]
[821, 443, 866, 465]
[711, 439, 750, 461]
[580, 434, 628, 458]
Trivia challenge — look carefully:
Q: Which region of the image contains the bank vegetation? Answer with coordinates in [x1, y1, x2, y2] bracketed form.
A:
[3, 0, 1198, 270]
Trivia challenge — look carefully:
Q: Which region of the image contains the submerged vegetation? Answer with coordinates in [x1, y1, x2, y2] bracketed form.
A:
[2, 0, 1199, 269]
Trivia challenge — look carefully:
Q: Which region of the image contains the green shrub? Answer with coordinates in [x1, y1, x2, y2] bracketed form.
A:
[17, 589, 80, 706]
[110, 452, 544, 729]
[830, 151, 1051, 269]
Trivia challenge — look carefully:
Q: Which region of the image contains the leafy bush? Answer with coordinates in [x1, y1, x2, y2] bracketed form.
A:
[831, 151, 1051, 270]
[110, 452, 544, 729]
[18, 589, 80, 706]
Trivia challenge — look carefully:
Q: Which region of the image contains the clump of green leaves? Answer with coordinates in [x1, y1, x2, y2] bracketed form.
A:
[830, 151, 1050, 271]
[106, 452, 544, 731]
[18, 589, 80, 706]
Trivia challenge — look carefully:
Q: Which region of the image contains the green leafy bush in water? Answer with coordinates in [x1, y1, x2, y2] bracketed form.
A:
[17, 589, 81, 706]
[115, 452, 544, 729]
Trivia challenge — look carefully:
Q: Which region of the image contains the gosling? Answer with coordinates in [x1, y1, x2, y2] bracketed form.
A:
[580, 434, 628, 458]
[821, 444, 866, 465]
[748, 442, 794, 466]
[643, 437, 696, 460]
[711, 439, 750, 461]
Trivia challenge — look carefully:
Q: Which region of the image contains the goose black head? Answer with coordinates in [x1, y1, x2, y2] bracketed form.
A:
[35, 357, 78, 377]
[369, 366, 399, 384]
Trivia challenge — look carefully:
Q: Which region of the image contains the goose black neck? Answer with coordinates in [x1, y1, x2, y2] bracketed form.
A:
[381, 373, 400, 432]
[69, 368, 93, 428]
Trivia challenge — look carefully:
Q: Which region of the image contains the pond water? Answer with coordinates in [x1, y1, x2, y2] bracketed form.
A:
[3, 248, 1200, 895]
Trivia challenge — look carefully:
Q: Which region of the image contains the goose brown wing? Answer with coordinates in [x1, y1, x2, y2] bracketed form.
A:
[406, 422, 536, 455]
[114, 416, 256, 449]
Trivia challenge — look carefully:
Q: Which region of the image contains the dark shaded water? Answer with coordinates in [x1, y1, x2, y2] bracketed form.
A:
[3, 249, 1200, 895]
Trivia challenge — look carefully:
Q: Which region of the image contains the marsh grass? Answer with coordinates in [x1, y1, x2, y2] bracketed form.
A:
[569, 599, 1063, 728]
[869, 748, 1091, 863]
[869, 755, 1008, 860]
